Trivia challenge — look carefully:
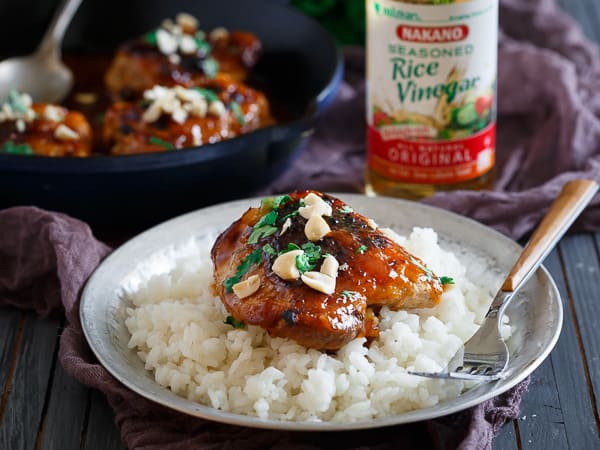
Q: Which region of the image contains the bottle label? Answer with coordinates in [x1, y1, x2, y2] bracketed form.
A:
[366, 0, 498, 185]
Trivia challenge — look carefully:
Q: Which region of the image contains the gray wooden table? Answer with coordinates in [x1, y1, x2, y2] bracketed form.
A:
[1, 2, 599, 449]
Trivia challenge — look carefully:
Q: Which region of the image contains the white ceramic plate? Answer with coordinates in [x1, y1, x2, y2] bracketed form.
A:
[80, 194, 562, 431]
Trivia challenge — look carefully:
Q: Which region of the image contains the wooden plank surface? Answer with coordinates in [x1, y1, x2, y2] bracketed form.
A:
[83, 391, 126, 450]
[493, 420, 518, 450]
[0, 309, 23, 450]
[543, 243, 599, 448]
[514, 251, 570, 450]
[0, 309, 21, 414]
[39, 356, 91, 450]
[558, 235, 600, 425]
[0, 315, 60, 450]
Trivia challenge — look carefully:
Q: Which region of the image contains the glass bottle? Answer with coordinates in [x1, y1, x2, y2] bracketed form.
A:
[365, 0, 498, 200]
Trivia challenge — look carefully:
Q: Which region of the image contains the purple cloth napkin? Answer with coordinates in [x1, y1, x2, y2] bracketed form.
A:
[1, 0, 599, 449]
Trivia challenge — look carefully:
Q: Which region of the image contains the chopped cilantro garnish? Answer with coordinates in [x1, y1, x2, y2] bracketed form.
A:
[280, 210, 299, 222]
[195, 39, 211, 56]
[223, 248, 262, 292]
[339, 206, 354, 213]
[149, 136, 174, 150]
[224, 315, 245, 329]
[248, 211, 278, 244]
[137, 99, 152, 108]
[356, 245, 368, 254]
[295, 253, 315, 273]
[144, 30, 158, 46]
[202, 58, 219, 78]
[276, 241, 322, 272]
[261, 195, 291, 211]
[262, 243, 276, 257]
[256, 210, 278, 227]
[230, 101, 246, 125]
[2, 141, 33, 155]
[223, 279, 235, 293]
[195, 30, 206, 41]
[293, 242, 322, 273]
[298, 198, 306, 207]
[341, 290, 359, 298]
[248, 225, 277, 244]
[280, 243, 301, 255]
[277, 195, 292, 207]
[192, 87, 219, 103]
[301, 242, 321, 263]
[440, 276, 455, 285]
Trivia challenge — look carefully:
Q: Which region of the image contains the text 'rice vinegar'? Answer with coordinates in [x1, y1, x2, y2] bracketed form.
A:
[365, 0, 498, 199]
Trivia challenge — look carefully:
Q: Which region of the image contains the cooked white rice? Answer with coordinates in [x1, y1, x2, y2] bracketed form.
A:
[124, 227, 509, 422]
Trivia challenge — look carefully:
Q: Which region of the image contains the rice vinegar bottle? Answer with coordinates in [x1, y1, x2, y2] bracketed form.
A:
[365, 0, 498, 199]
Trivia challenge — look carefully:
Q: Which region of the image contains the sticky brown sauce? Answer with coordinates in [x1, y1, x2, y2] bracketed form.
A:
[60, 52, 291, 156]
[62, 54, 113, 154]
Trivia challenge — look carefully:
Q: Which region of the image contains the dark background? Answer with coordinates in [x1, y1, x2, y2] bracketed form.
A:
[0, 0, 297, 58]
[1, 0, 591, 59]
[0, 0, 361, 59]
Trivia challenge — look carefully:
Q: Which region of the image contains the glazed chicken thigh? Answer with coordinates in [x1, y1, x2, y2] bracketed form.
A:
[105, 13, 261, 100]
[0, 91, 92, 157]
[103, 76, 272, 155]
[211, 191, 443, 350]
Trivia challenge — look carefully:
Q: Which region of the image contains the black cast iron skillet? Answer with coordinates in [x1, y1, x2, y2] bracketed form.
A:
[0, 0, 343, 228]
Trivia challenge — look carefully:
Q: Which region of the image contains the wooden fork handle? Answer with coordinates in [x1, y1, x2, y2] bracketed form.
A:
[501, 179, 598, 292]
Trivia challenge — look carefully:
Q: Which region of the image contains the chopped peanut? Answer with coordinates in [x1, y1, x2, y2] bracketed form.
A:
[304, 215, 330, 241]
[299, 193, 332, 219]
[320, 255, 339, 279]
[54, 124, 79, 141]
[232, 274, 261, 299]
[272, 250, 303, 280]
[301, 271, 335, 295]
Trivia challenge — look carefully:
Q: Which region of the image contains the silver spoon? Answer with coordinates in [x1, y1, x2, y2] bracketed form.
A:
[0, 0, 83, 103]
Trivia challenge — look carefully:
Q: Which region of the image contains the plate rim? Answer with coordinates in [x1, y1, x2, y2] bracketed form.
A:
[80, 193, 563, 431]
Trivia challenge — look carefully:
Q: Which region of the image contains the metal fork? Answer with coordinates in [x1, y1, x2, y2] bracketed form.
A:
[409, 179, 599, 381]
